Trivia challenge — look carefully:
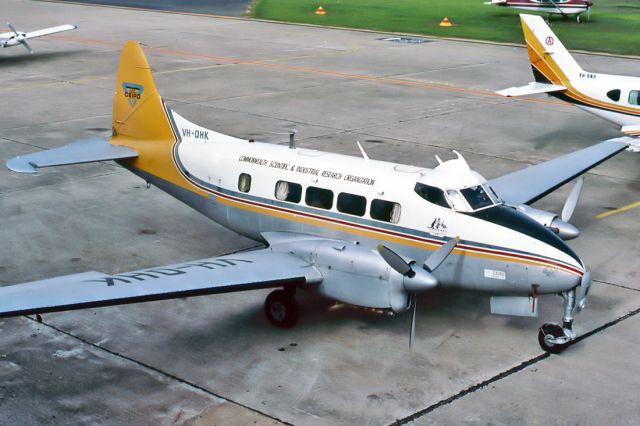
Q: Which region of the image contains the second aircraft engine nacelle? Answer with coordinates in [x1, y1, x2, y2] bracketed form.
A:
[517, 205, 580, 240]
[284, 239, 410, 313]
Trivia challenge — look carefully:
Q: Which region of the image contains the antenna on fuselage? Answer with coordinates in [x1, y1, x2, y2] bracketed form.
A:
[288, 130, 296, 149]
[356, 141, 370, 161]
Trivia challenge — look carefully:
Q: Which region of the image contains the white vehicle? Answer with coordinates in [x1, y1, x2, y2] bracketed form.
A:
[3, 41, 635, 353]
[499, 14, 640, 137]
[1, 22, 77, 53]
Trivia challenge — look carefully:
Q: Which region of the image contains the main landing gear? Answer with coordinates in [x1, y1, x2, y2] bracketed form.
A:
[264, 287, 298, 328]
[538, 289, 577, 354]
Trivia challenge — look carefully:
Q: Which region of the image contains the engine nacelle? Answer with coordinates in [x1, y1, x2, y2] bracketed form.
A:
[517, 205, 580, 240]
[281, 238, 410, 313]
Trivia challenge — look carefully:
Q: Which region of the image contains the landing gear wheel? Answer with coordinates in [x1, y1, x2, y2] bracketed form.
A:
[538, 323, 569, 354]
[265, 289, 298, 328]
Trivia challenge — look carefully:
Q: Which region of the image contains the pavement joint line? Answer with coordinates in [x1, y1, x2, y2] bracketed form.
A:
[25, 316, 291, 425]
[593, 279, 640, 293]
[391, 301, 640, 425]
[389, 353, 550, 425]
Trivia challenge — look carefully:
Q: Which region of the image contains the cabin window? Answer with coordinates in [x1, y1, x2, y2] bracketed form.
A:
[238, 173, 251, 193]
[629, 91, 640, 105]
[305, 186, 334, 210]
[370, 199, 401, 224]
[337, 193, 366, 217]
[275, 181, 302, 203]
[607, 89, 621, 102]
[414, 183, 450, 208]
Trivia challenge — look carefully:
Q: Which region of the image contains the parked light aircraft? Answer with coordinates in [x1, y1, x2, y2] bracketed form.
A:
[1, 22, 77, 53]
[499, 14, 640, 138]
[485, 0, 592, 22]
[2, 41, 635, 353]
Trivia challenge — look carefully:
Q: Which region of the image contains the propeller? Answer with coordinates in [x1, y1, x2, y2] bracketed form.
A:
[378, 236, 459, 348]
[561, 177, 584, 223]
[6, 22, 32, 53]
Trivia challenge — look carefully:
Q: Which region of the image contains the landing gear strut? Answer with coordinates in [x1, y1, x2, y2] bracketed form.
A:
[538, 289, 577, 353]
[264, 288, 298, 328]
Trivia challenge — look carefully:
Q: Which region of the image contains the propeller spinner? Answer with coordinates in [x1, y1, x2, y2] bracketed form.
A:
[378, 237, 459, 348]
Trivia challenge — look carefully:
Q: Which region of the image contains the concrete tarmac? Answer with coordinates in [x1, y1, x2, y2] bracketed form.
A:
[1, 0, 639, 424]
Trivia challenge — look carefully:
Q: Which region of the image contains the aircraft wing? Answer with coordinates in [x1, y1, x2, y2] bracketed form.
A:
[0, 249, 322, 318]
[25, 24, 77, 39]
[6, 138, 138, 173]
[497, 82, 566, 97]
[489, 137, 632, 205]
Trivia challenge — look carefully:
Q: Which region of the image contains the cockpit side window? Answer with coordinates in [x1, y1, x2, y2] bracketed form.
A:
[629, 90, 640, 106]
[460, 185, 494, 210]
[414, 183, 450, 208]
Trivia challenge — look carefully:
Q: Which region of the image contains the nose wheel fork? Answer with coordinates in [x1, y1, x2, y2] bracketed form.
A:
[538, 289, 577, 354]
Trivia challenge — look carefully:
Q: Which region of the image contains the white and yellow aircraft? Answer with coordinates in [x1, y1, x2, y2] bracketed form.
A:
[499, 14, 640, 138]
[2, 41, 635, 353]
[1, 22, 77, 53]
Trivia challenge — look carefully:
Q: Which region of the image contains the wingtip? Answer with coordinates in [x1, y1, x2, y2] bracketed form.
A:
[6, 156, 38, 174]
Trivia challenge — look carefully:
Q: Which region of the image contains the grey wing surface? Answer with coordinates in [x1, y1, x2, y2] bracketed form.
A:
[6, 138, 137, 174]
[489, 137, 631, 206]
[0, 249, 321, 318]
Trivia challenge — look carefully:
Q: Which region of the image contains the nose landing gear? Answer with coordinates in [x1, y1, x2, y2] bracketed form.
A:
[538, 289, 577, 354]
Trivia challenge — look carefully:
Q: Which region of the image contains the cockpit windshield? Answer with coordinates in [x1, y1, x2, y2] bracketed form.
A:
[415, 182, 501, 212]
[460, 185, 494, 210]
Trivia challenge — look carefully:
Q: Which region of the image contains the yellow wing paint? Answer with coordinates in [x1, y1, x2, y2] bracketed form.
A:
[109, 40, 206, 196]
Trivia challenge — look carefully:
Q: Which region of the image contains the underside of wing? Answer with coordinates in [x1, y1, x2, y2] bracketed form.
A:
[489, 137, 632, 206]
[497, 82, 566, 97]
[6, 138, 138, 173]
[0, 249, 322, 318]
[25, 24, 77, 39]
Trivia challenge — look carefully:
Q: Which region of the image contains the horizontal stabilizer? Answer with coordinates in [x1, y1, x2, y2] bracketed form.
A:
[0, 249, 321, 318]
[497, 82, 566, 97]
[6, 138, 138, 174]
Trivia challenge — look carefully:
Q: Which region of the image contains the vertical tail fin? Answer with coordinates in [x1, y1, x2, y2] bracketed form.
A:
[111, 40, 175, 142]
[520, 14, 584, 86]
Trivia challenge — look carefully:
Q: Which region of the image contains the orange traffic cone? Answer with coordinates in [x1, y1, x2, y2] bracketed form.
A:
[439, 17, 452, 27]
[315, 6, 326, 15]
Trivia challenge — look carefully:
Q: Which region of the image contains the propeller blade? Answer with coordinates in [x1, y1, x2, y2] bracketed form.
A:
[21, 40, 33, 54]
[561, 177, 584, 222]
[377, 244, 414, 277]
[409, 293, 417, 349]
[424, 236, 459, 272]
[7, 22, 19, 36]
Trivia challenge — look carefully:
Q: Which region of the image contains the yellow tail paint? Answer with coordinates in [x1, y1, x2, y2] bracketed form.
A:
[110, 41, 206, 195]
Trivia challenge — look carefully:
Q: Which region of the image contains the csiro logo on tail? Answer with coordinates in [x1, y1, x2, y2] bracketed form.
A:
[122, 82, 144, 107]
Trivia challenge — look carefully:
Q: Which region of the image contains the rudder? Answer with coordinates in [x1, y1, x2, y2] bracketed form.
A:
[520, 14, 584, 86]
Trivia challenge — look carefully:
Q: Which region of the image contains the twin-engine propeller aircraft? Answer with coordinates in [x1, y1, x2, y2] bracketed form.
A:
[499, 14, 640, 139]
[3, 41, 635, 353]
[1, 22, 77, 53]
[485, 0, 592, 22]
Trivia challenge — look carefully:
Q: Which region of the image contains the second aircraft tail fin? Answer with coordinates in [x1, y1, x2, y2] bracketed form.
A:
[520, 14, 584, 86]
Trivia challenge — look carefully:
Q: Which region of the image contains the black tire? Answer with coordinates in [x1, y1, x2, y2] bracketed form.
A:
[264, 289, 298, 328]
[538, 323, 568, 354]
